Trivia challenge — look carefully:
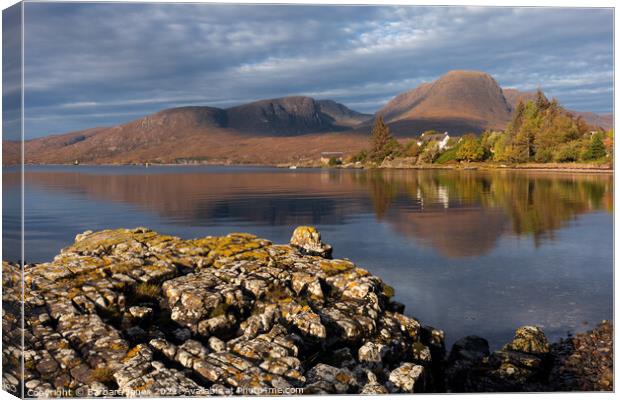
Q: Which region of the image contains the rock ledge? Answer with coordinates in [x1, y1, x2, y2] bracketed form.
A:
[3, 227, 443, 397]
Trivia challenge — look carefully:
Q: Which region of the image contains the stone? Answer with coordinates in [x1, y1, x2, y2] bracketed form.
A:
[289, 226, 333, 258]
[330, 348, 357, 369]
[503, 326, 550, 355]
[306, 363, 358, 394]
[361, 382, 390, 394]
[449, 335, 490, 363]
[173, 328, 192, 341]
[208, 336, 227, 352]
[358, 342, 387, 364]
[128, 306, 153, 320]
[388, 363, 425, 393]
[411, 342, 432, 364]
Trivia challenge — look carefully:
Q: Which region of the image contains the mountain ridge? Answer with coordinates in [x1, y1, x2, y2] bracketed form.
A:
[10, 70, 612, 165]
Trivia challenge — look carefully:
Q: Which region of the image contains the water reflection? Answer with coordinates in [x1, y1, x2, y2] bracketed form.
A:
[2, 166, 613, 348]
[353, 170, 612, 256]
[9, 166, 612, 260]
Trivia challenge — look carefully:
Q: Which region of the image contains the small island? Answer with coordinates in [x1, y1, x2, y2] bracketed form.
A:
[3, 227, 612, 396]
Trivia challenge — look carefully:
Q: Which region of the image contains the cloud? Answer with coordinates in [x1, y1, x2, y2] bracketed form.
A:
[18, 3, 613, 138]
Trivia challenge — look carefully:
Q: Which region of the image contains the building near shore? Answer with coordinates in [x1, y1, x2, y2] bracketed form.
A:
[417, 132, 451, 150]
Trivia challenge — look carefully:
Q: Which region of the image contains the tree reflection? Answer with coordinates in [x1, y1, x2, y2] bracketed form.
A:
[18, 167, 613, 259]
[355, 170, 612, 254]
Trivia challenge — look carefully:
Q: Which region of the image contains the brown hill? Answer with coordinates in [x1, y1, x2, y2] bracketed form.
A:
[12, 70, 612, 165]
[377, 70, 513, 135]
[20, 97, 372, 164]
[571, 111, 613, 131]
[378, 73, 612, 135]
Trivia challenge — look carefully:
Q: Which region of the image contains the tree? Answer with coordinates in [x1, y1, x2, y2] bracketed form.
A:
[582, 133, 606, 160]
[604, 130, 614, 159]
[369, 116, 394, 163]
[420, 142, 441, 164]
[505, 101, 525, 136]
[511, 101, 541, 162]
[534, 89, 550, 110]
[456, 134, 485, 162]
[407, 141, 420, 157]
[554, 141, 582, 162]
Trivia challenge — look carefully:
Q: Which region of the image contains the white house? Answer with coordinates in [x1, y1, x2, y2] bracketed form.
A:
[417, 131, 450, 150]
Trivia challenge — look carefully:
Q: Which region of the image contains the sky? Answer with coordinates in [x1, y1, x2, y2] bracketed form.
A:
[6, 3, 615, 138]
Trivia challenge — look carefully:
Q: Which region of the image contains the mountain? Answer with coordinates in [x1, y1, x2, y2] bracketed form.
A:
[226, 96, 370, 135]
[20, 97, 371, 164]
[572, 111, 613, 131]
[316, 99, 373, 127]
[377, 70, 513, 135]
[502, 88, 537, 111]
[376, 71, 613, 134]
[10, 70, 612, 165]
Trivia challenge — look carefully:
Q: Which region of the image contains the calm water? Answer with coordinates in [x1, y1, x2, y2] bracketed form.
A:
[2, 165, 613, 349]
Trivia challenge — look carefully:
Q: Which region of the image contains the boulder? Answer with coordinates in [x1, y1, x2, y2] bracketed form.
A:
[503, 326, 550, 355]
[388, 363, 425, 393]
[449, 335, 490, 363]
[289, 226, 333, 258]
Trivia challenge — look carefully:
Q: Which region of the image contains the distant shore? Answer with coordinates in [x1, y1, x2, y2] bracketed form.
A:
[13, 161, 614, 174]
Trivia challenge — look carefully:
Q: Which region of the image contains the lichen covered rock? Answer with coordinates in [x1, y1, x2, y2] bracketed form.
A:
[7, 227, 443, 396]
[289, 226, 333, 258]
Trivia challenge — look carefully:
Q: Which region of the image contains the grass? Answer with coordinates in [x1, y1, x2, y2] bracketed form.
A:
[434, 147, 459, 164]
[133, 282, 161, 301]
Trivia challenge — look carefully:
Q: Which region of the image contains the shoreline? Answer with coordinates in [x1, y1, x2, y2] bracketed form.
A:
[8, 161, 615, 174]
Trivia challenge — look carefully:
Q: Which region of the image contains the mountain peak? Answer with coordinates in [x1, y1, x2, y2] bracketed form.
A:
[443, 69, 493, 78]
[378, 70, 512, 134]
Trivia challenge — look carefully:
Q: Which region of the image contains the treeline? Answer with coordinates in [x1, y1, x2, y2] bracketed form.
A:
[351, 91, 613, 165]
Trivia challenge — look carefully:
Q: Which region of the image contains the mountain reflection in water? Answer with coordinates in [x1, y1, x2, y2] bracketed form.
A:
[2, 166, 612, 348]
[9, 166, 612, 259]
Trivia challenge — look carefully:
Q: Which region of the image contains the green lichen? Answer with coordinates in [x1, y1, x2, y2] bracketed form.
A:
[319, 259, 354, 275]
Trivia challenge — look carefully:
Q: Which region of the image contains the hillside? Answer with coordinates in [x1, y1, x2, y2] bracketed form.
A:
[502, 88, 537, 111]
[11, 70, 612, 165]
[21, 98, 371, 164]
[570, 111, 613, 131]
[377, 71, 513, 135]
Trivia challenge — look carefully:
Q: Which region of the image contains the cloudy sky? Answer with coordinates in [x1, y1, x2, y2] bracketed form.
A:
[13, 3, 615, 138]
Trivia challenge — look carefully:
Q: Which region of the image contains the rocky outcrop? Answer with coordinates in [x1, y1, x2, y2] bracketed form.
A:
[2, 227, 612, 396]
[3, 227, 444, 397]
[444, 322, 613, 392]
[547, 320, 613, 391]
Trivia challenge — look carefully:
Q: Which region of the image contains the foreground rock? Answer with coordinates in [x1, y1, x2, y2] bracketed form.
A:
[2, 227, 612, 396]
[3, 227, 444, 397]
[445, 322, 613, 392]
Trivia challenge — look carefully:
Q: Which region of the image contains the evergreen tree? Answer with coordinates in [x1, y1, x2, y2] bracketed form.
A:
[506, 101, 525, 136]
[535, 89, 550, 110]
[369, 116, 393, 162]
[583, 133, 606, 160]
